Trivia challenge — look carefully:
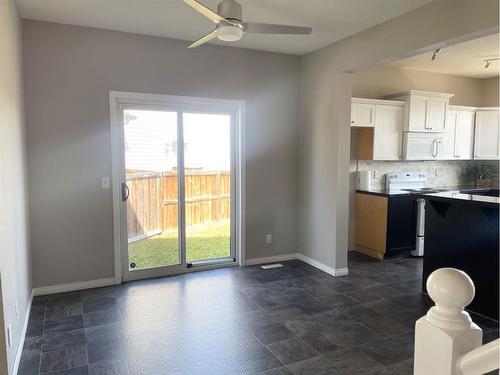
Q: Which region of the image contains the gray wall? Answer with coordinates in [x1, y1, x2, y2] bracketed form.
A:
[299, 0, 499, 272]
[0, 0, 32, 372]
[351, 66, 489, 107]
[482, 76, 499, 106]
[23, 20, 300, 287]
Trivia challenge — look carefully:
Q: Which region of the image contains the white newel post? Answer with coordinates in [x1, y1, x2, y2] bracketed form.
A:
[414, 268, 483, 375]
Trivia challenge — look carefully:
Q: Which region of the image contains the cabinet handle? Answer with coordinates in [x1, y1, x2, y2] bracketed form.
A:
[432, 140, 438, 158]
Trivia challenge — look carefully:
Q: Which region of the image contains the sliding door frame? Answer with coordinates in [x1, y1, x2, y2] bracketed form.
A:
[109, 91, 246, 283]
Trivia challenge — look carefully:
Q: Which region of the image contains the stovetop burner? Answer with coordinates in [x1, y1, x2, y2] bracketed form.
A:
[401, 188, 448, 194]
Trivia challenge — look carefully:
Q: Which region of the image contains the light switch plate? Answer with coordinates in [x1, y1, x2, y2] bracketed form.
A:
[101, 177, 110, 189]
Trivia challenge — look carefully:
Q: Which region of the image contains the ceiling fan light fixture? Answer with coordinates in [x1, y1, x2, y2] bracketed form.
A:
[217, 24, 243, 42]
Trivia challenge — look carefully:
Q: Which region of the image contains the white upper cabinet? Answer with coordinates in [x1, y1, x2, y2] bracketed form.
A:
[351, 101, 376, 127]
[373, 105, 404, 160]
[440, 107, 475, 160]
[386, 91, 454, 132]
[474, 109, 500, 160]
[351, 98, 404, 161]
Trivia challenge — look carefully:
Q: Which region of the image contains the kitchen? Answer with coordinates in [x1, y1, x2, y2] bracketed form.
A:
[349, 33, 499, 320]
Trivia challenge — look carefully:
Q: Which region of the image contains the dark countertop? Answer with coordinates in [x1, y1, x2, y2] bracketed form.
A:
[356, 185, 497, 199]
[356, 188, 411, 197]
[420, 190, 500, 206]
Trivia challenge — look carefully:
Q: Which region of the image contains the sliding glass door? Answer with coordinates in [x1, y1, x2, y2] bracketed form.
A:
[117, 99, 237, 280]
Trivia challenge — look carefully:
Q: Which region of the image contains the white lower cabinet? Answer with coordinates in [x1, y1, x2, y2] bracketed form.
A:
[474, 110, 500, 160]
[440, 108, 475, 160]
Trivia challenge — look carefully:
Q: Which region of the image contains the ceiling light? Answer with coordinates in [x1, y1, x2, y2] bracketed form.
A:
[217, 25, 243, 42]
[431, 48, 441, 62]
[483, 58, 499, 69]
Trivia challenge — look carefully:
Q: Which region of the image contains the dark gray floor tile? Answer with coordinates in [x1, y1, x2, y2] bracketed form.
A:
[33, 292, 82, 307]
[82, 297, 118, 314]
[187, 356, 242, 375]
[43, 329, 86, 353]
[39, 345, 87, 373]
[231, 346, 283, 374]
[326, 347, 384, 375]
[359, 337, 413, 366]
[267, 338, 319, 365]
[45, 367, 89, 375]
[45, 302, 83, 320]
[248, 323, 294, 345]
[83, 307, 121, 328]
[26, 320, 44, 338]
[388, 358, 414, 375]
[29, 305, 47, 322]
[293, 298, 332, 315]
[17, 347, 41, 375]
[287, 355, 339, 375]
[23, 336, 43, 351]
[88, 359, 139, 375]
[44, 316, 84, 334]
[257, 366, 292, 375]
[323, 323, 379, 347]
[87, 338, 133, 364]
[317, 294, 357, 308]
[85, 322, 127, 346]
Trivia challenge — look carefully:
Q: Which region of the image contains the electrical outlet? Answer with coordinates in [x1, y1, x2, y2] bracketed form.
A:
[373, 170, 378, 178]
[435, 169, 439, 177]
[265, 234, 273, 244]
[7, 324, 12, 348]
[101, 177, 110, 189]
[14, 302, 19, 321]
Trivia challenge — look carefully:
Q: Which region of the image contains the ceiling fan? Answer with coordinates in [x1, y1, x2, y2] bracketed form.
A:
[183, 0, 312, 48]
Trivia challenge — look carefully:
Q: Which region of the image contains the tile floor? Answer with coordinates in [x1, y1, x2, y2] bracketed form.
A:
[18, 252, 499, 375]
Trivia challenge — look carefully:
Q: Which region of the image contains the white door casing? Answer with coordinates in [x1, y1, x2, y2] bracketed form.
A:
[109, 91, 246, 282]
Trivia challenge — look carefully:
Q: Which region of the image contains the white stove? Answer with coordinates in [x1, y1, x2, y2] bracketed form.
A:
[385, 172, 435, 257]
[385, 172, 426, 192]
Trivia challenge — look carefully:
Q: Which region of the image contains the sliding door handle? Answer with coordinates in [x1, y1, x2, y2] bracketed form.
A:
[121, 182, 129, 201]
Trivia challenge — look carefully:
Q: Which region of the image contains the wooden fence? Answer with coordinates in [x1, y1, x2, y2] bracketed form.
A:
[127, 171, 230, 241]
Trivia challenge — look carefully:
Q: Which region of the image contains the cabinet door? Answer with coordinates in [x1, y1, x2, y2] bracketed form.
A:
[408, 95, 428, 131]
[474, 111, 500, 159]
[455, 111, 475, 159]
[427, 97, 448, 131]
[351, 103, 376, 127]
[440, 110, 457, 159]
[373, 105, 403, 160]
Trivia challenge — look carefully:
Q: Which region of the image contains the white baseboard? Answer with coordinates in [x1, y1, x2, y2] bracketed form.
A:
[32, 277, 117, 297]
[12, 290, 33, 375]
[245, 253, 300, 266]
[298, 254, 349, 277]
[245, 253, 349, 277]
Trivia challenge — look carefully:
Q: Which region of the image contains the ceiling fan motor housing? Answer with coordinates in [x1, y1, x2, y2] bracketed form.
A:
[217, 0, 242, 22]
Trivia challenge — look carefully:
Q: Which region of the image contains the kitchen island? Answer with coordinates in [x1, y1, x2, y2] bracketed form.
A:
[421, 190, 499, 320]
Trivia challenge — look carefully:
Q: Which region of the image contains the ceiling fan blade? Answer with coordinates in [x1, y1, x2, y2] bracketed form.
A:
[243, 22, 312, 35]
[183, 0, 225, 24]
[188, 29, 218, 48]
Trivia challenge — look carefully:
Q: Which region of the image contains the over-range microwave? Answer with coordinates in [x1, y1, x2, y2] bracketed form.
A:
[402, 132, 443, 160]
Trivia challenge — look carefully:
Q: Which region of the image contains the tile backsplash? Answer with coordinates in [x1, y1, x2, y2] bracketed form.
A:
[349, 160, 499, 189]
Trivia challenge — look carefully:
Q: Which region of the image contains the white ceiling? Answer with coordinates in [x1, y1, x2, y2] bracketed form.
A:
[388, 33, 500, 79]
[16, 0, 436, 55]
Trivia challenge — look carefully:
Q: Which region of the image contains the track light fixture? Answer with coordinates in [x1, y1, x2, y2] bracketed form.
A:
[431, 48, 441, 62]
[483, 58, 499, 69]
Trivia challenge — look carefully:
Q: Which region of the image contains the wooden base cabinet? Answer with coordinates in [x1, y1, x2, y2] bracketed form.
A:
[355, 192, 416, 260]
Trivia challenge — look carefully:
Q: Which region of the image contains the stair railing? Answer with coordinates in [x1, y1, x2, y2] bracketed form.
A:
[414, 268, 499, 375]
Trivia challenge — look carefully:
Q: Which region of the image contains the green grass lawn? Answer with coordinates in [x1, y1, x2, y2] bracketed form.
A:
[128, 222, 230, 270]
